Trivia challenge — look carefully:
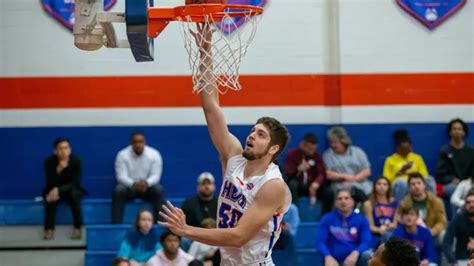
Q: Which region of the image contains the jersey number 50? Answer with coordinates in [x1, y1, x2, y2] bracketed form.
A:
[218, 202, 243, 228]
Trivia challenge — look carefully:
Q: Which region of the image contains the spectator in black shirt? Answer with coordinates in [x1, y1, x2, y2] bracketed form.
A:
[443, 191, 474, 265]
[436, 118, 474, 199]
[181, 172, 218, 228]
[43, 138, 84, 240]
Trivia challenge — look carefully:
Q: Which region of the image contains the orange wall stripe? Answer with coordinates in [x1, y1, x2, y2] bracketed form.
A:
[0, 73, 472, 109]
[340, 72, 474, 105]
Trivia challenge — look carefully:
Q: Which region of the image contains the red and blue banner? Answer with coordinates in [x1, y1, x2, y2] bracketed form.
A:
[216, 0, 267, 34]
[397, 0, 467, 29]
[41, 0, 117, 31]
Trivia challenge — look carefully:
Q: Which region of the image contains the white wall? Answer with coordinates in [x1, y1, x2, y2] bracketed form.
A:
[1, 0, 472, 77]
[339, 0, 474, 73]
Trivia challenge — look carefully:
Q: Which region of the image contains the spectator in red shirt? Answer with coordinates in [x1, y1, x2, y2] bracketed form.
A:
[285, 133, 330, 211]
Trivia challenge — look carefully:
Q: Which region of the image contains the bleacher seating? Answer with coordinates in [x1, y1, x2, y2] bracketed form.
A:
[0, 198, 183, 225]
[1, 196, 323, 265]
[85, 222, 321, 266]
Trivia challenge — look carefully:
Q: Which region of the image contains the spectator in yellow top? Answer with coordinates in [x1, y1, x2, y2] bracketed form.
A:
[383, 129, 436, 201]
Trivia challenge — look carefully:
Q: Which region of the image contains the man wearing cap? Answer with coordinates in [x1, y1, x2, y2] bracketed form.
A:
[181, 172, 218, 228]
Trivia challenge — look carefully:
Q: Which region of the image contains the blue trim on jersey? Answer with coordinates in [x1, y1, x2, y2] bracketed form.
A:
[265, 215, 278, 258]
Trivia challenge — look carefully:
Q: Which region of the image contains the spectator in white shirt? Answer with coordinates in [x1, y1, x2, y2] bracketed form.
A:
[112, 132, 164, 223]
[146, 231, 196, 266]
[451, 175, 474, 210]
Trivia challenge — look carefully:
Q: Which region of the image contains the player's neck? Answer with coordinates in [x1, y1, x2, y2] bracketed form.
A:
[244, 159, 270, 179]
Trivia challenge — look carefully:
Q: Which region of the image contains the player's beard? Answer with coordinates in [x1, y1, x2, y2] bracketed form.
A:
[242, 144, 270, 161]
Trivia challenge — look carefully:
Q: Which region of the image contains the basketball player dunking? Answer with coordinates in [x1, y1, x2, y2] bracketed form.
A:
[158, 24, 291, 265]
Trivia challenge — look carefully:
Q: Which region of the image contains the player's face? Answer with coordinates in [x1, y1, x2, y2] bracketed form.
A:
[198, 180, 215, 198]
[54, 141, 71, 160]
[409, 178, 426, 197]
[137, 211, 153, 234]
[163, 234, 180, 255]
[243, 124, 273, 161]
[402, 211, 418, 227]
[335, 191, 354, 213]
[131, 134, 145, 155]
[368, 243, 385, 266]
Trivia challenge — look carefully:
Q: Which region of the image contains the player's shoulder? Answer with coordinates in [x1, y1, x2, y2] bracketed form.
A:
[265, 162, 283, 178]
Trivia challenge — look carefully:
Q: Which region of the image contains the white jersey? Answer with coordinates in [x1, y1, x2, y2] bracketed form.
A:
[217, 155, 291, 266]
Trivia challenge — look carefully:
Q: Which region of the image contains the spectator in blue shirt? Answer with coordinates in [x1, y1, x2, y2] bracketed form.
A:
[317, 188, 372, 266]
[363, 176, 398, 249]
[115, 210, 162, 266]
[392, 206, 436, 266]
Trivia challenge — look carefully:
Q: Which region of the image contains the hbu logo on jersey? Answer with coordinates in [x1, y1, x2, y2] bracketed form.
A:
[41, 0, 117, 31]
[215, 0, 267, 34]
[396, 0, 466, 30]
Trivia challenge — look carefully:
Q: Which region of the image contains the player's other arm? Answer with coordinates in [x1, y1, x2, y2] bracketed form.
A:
[159, 179, 286, 247]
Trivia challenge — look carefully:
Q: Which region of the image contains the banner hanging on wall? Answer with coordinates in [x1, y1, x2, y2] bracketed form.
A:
[215, 0, 267, 34]
[41, 0, 117, 31]
[396, 0, 467, 30]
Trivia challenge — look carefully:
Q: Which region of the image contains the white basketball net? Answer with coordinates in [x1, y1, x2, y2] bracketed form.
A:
[178, 10, 261, 94]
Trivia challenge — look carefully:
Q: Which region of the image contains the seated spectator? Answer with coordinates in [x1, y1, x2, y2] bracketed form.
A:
[383, 129, 435, 201]
[323, 127, 372, 198]
[112, 132, 164, 224]
[363, 176, 398, 249]
[316, 188, 371, 266]
[115, 210, 162, 266]
[451, 176, 474, 210]
[443, 192, 474, 266]
[284, 133, 326, 205]
[181, 172, 218, 228]
[146, 231, 196, 266]
[188, 218, 219, 262]
[273, 203, 300, 265]
[392, 206, 436, 266]
[43, 138, 84, 240]
[397, 173, 447, 244]
[436, 118, 474, 199]
[368, 236, 420, 266]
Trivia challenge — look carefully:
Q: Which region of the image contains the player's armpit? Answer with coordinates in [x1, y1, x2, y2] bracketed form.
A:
[231, 179, 286, 246]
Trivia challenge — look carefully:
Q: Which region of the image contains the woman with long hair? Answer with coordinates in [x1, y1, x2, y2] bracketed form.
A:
[363, 176, 399, 249]
[115, 209, 162, 266]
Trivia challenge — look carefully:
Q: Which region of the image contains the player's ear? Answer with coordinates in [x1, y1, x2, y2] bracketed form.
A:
[268, 144, 280, 156]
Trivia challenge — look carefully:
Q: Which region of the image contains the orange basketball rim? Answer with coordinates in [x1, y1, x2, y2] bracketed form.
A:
[148, 4, 264, 38]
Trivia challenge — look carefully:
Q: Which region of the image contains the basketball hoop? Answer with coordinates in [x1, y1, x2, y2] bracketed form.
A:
[148, 4, 264, 93]
[73, 1, 264, 94]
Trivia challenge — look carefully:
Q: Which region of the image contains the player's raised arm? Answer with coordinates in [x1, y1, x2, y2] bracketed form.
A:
[193, 24, 242, 162]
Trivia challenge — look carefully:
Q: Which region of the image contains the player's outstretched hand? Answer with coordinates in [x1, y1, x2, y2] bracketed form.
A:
[158, 200, 189, 236]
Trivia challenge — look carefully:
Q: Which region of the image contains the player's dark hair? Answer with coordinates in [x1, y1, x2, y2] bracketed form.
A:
[256, 117, 289, 161]
[382, 237, 420, 266]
